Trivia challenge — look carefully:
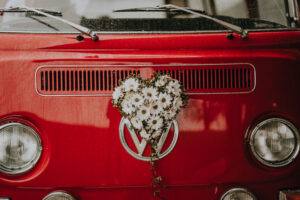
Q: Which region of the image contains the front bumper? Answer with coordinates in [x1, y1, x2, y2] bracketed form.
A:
[279, 189, 300, 200]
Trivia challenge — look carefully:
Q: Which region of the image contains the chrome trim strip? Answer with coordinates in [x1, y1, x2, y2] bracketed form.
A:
[248, 118, 300, 167]
[0, 28, 299, 34]
[35, 63, 256, 97]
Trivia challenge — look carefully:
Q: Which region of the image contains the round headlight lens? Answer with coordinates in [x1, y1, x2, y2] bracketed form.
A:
[43, 191, 76, 200]
[221, 188, 257, 200]
[0, 122, 42, 174]
[249, 118, 300, 167]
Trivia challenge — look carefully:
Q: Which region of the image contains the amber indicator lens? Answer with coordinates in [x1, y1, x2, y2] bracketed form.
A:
[0, 123, 42, 174]
[250, 118, 300, 167]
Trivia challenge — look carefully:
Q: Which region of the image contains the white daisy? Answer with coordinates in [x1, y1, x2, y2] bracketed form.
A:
[121, 99, 135, 114]
[165, 109, 176, 120]
[140, 129, 150, 140]
[167, 81, 182, 96]
[150, 101, 163, 115]
[137, 105, 151, 120]
[124, 78, 139, 92]
[112, 86, 123, 103]
[131, 93, 144, 107]
[142, 87, 158, 101]
[173, 97, 183, 110]
[130, 117, 143, 130]
[158, 93, 172, 108]
[152, 129, 162, 139]
[148, 116, 163, 131]
[155, 78, 166, 87]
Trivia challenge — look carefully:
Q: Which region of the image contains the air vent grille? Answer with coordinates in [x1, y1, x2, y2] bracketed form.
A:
[36, 64, 255, 96]
[155, 65, 255, 93]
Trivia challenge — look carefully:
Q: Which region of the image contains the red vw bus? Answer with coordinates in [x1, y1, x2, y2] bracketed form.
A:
[0, 0, 300, 199]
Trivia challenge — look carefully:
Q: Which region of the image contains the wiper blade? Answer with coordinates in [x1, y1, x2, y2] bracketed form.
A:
[0, 7, 62, 16]
[0, 7, 98, 41]
[114, 7, 206, 15]
[115, 4, 248, 39]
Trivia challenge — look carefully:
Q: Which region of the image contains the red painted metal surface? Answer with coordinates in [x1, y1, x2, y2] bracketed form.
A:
[0, 31, 300, 199]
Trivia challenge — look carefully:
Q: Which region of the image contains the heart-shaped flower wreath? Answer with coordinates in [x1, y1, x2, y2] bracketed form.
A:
[112, 73, 188, 143]
[112, 73, 188, 198]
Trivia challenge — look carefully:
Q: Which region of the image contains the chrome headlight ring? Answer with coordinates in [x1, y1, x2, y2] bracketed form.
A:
[0, 122, 42, 175]
[248, 118, 300, 167]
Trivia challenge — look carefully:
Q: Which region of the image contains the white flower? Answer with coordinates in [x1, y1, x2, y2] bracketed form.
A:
[158, 93, 172, 108]
[140, 129, 150, 140]
[137, 105, 151, 120]
[150, 101, 163, 115]
[165, 109, 176, 120]
[124, 78, 139, 92]
[152, 129, 162, 139]
[131, 93, 144, 107]
[161, 75, 172, 82]
[130, 117, 143, 130]
[142, 87, 158, 101]
[112, 86, 123, 104]
[173, 97, 183, 110]
[166, 80, 182, 96]
[148, 116, 163, 131]
[155, 78, 166, 87]
[121, 99, 135, 114]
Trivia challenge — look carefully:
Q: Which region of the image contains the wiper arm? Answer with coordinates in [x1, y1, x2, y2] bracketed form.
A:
[0, 7, 99, 41]
[114, 7, 206, 15]
[0, 7, 62, 16]
[115, 4, 248, 39]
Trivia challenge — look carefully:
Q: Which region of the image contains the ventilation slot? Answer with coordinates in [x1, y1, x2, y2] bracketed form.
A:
[155, 64, 255, 93]
[38, 67, 140, 95]
[36, 64, 255, 96]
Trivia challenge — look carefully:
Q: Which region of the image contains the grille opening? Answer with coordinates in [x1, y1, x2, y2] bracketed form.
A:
[92, 71, 95, 91]
[104, 71, 107, 90]
[216, 69, 219, 89]
[78, 71, 82, 91]
[108, 70, 112, 90]
[49, 71, 53, 91]
[66, 71, 69, 91]
[87, 71, 90, 91]
[75, 71, 78, 91]
[58, 71, 61, 91]
[248, 68, 251, 87]
[71, 71, 74, 91]
[40, 71, 44, 91]
[53, 71, 57, 91]
[62, 71, 65, 91]
[112, 71, 116, 89]
[37, 65, 254, 95]
[83, 71, 86, 91]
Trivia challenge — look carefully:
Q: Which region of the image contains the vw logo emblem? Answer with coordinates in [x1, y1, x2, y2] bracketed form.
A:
[119, 117, 179, 161]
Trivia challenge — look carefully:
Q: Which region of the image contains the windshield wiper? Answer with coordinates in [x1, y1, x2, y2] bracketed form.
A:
[0, 7, 62, 16]
[0, 7, 98, 41]
[114, 6, 206, 15]
[115, 4, 248, 39]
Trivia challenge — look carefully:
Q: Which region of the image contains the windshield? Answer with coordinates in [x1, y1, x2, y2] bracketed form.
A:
[0, 0, 299, 33]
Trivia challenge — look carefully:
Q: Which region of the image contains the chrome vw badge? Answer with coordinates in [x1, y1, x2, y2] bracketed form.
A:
[119, 117, 179, 161]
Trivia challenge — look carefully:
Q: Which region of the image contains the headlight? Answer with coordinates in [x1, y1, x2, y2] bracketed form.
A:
[0, 122, 42, 174]
[43, 191, 76, 200]
[249, 118, 300, 167]
[221, 188, 257, 200]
